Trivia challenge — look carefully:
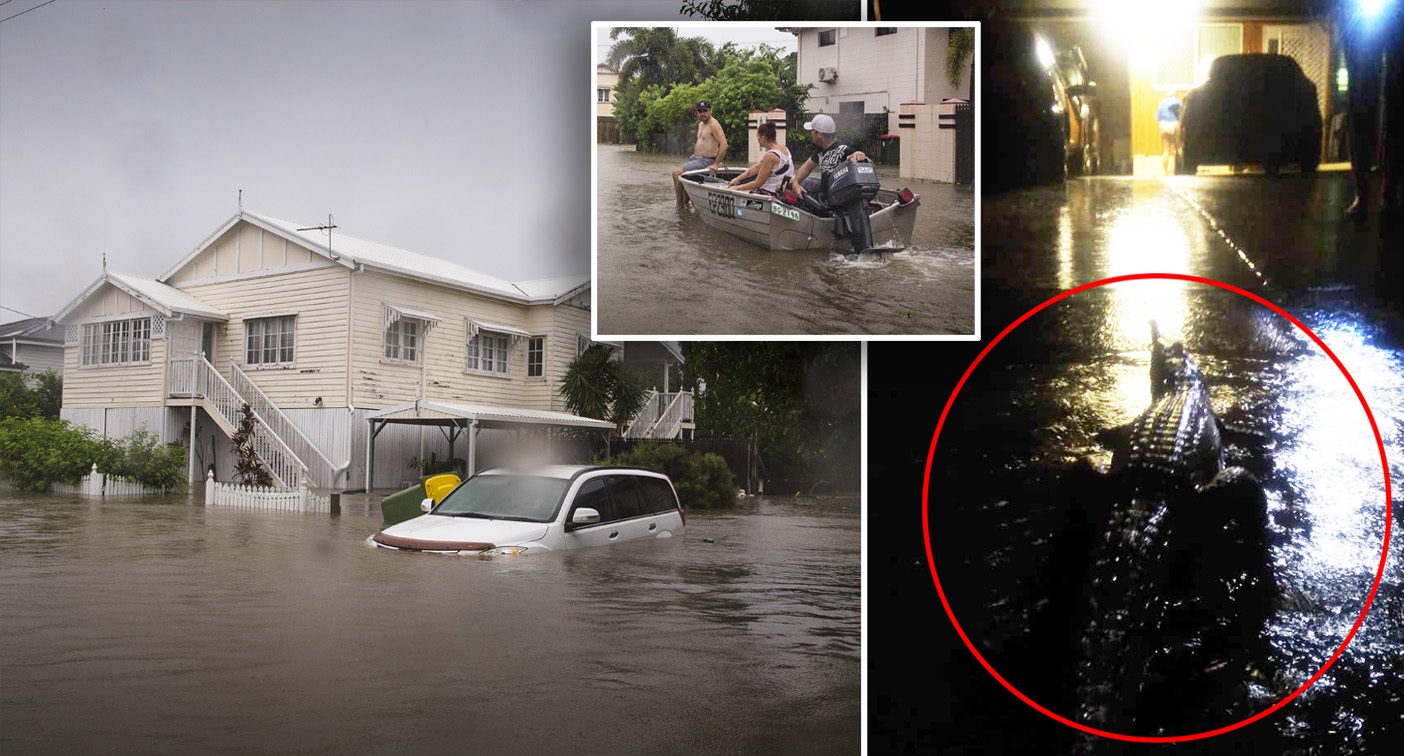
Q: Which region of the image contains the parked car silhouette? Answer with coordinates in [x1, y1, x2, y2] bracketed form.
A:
[1177, 53, 1322, 175]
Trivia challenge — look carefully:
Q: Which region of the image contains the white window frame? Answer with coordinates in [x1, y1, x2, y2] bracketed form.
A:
[597, 87, 611, 103]
[466, 330, 512, 377]
[383, 316, 425, 365]
[243, 314, 297, 369]
[526, 335, 546, 380]
[79, 316, 151, 368]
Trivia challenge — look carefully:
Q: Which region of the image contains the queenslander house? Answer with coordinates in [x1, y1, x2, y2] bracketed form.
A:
[53, 208, 687, 492]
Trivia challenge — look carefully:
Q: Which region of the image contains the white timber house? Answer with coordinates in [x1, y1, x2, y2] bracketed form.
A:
[54, 209, 690, 492]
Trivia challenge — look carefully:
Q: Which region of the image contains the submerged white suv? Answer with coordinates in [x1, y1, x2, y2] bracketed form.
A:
[371, 465, 686, 555]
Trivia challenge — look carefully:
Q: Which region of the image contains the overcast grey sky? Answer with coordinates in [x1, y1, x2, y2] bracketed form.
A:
[595, 24, 799, 63]
[0, 0, 720, 324]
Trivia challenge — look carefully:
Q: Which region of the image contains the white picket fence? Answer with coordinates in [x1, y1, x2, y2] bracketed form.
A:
[50, 464, 174, 497]
[204, 472, 331, 513]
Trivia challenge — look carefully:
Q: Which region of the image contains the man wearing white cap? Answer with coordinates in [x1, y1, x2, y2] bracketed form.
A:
[791, 113, 868, 202]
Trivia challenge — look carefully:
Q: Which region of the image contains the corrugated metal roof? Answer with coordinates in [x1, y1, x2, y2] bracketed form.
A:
[367, 400, 615, 429]
[248, 213, 587, 303]
[107, 272, 230, 320]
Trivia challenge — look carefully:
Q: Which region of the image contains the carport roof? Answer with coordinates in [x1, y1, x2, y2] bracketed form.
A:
[367, 400, 615, 430]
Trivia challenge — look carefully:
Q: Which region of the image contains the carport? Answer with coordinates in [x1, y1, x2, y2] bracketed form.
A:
[364, 400, 616, 490]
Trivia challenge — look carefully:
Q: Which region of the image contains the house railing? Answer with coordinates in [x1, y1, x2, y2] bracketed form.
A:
[644, 391, 694, 440]
[229, 359, 345, 488]
[623, 390, 661, 439]
[167, 355, 308, 488]
[624, 391, 693, 440]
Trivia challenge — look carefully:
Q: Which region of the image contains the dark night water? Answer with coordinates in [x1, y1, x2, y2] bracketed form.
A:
[0, 494, 859, 755]
[872, 177, 1402, 755]
[595, 145, 976, 336]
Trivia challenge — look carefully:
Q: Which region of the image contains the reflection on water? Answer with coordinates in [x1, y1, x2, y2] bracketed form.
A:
[926, 276, 1401, 752]
[595, 145, 975, 335]
[0, 494, 858, 755]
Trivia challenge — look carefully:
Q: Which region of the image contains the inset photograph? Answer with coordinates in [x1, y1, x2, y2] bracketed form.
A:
[593, 23, 978, 338]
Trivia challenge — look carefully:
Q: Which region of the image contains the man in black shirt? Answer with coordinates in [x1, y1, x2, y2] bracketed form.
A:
[792, 113, 869, 203]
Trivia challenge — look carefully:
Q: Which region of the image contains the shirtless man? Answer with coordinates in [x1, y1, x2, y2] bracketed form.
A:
[673, 100, 728, 209]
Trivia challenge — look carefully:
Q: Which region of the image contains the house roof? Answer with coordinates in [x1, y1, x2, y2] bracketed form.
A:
[0, 317, 63, 345]
[367, 400, 616, 430]
[162, 210, 589, 305]
[54, 271, 230, 324]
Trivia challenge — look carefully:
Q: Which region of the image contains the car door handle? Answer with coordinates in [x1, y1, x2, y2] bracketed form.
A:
[609, 531, 619, 540]
[649, 523, 658, 532]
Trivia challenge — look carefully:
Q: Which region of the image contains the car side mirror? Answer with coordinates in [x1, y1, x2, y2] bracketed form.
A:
[571, 507, 601, 525]
[420, 497, 435, 513]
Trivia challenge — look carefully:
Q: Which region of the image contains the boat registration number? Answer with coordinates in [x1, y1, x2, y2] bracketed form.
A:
[770, 202, 800, 222]
[706, 192, 736, 219]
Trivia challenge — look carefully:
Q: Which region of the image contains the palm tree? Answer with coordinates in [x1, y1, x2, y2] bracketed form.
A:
[607, 27, 714, 91]
[557, 346, 647, 438]
[946, 27, 975, 105]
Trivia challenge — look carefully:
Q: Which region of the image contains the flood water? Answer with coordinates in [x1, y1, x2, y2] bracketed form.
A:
[0, 493, 859, 755]
[870, 178, 1403, 754]
[595, 144, 976, 336]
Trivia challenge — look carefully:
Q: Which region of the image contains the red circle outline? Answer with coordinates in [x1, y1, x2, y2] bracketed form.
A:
[921, 272, 1394, 743]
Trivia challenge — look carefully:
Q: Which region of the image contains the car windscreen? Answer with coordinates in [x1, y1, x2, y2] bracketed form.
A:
[433, 475, 570, 522]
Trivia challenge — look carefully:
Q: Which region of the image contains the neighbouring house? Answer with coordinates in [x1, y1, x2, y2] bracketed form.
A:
[0, 317, 65, 385]
[597, 62, 628, 144]
[786, 26, 965, 128]
[53, 208, 690, 492]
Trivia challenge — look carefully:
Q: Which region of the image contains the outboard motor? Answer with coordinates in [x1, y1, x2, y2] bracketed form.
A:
[825, 159, 882, 253]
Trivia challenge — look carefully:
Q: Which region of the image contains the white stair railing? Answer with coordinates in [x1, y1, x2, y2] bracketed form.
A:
[623, 389, 661, 439]
[644, 391, 694, 440]
[229, 359, 344, 487]
[168, 355, 307, 488]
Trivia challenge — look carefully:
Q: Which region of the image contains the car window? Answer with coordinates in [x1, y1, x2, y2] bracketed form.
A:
[434, 475, 568, 522]
[637, 477, 679, 514]
[570, 478, 613, 524]
[607, 476, 647, 520]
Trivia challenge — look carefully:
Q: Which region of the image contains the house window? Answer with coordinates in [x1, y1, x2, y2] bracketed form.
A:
[466, 331, 511, 376]
[384, 317, 424, 365]
[876, 28, 898, 37]
[597, 87, 611, 103]
[80, 317, 151, 367]
[527, 336, 545, 379]
[244, 315, 296, 368]
[818, 29, 836, 47]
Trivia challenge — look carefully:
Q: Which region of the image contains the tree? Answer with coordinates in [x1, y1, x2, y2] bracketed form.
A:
[229, 404, 274, 486]
[607, 27, 715, 92]
[681, 342, 860, 493]
[557, 346, 647, 438]
[946, 27, 975, 104]
[680, 0, 860, 21]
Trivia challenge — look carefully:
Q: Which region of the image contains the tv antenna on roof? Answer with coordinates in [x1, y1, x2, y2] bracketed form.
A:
[297, 214, 339, 261]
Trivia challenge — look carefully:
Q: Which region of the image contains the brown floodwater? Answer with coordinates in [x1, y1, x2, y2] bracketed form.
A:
[595, 145, 976, 336]
[0, 492, 859, 755]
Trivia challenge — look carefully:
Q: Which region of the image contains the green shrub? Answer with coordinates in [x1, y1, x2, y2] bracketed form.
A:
[0, 416, 104, 491]
[602, 443, 737, 509]
[0, 417, 187, 492]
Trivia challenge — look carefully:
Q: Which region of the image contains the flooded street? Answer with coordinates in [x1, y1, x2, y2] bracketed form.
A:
[870, 175, 1402, 754]
[0, 493, 859, 755]
[595, 145, 975, 336]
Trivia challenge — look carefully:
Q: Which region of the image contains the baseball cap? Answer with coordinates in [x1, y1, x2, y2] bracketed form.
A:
[696, 100, 711, 111]
[803, 114, 836, 133]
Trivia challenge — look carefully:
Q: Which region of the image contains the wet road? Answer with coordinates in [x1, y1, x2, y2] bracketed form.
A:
[0, 493, 859, 755]
[594, 145, 976, 336]
[871, 173, 1402, 754]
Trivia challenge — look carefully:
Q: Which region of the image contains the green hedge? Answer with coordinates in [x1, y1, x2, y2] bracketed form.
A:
[0, 417, 187, 492]
[600, 443, 736, 509]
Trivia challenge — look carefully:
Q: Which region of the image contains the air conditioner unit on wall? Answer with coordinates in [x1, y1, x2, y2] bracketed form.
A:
[818, 67, 838, 83]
